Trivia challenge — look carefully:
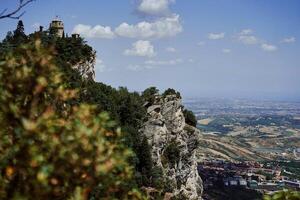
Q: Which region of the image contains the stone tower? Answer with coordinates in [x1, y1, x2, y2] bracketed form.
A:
[49, 16, 64, 38]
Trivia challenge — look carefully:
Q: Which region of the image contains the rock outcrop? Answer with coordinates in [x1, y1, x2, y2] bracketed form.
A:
[73, 59, 95, 80]
[141, 94, 203, 199]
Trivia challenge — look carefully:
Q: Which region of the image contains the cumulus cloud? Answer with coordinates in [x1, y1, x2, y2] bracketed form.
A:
[281, 37, 296, 43]
[237, 29, 258, 45]
[145, 58, 183, 66]
[115, 14, 182, 39]
[238, 35, 258, 45]
[208, 32, 225, 40]
[137, 0, 175, 16]
[261, 43, 277, 52]
[124, 40, 156, 57]
[72, 24, 115, 39]
[166, 47, 176, 52]
[222, 49, 231, 53]
[240, 29, 253, 35]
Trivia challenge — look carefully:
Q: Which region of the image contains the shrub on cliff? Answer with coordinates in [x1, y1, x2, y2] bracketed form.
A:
[163, 140, 181, 167]
[0, 41, 144, 199]
[142, 87, 159, 106]
[162, 88, 181, 99]
[183, 109, 197, 127]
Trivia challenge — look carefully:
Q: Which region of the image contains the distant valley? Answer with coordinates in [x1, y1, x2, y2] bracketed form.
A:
[184, 98, 300, 161]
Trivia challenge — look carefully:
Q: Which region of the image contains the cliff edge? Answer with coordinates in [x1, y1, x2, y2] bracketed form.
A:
[141, 94, 203, 199]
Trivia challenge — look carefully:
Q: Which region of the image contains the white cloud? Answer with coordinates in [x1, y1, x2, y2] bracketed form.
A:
[197, 41, 206, 46]
[281, 37, 296, 43]
[208, 32, 225, 40]
[166, 47, 176, 52]
[72, 24, 115, 39]
[237, 29, 258, 45]
[238, 35, 258, 45]
[72, 12, 182, 40]
[124, 40, 156, 57]
[236, 29, 279, 52]
[137, 0, 175, 16]
[145, 58, 183, 66]
[222, 49, 231, 53]
[127, 58, 182, 71]
[115, 14, 182, 39]
[240, 29, 253, 35]
[261, 43, 277, 52]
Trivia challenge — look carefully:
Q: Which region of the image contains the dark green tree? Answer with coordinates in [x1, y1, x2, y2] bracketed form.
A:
[12, 20, 27, 44]
[162, 88, 181, 99]
[3, 31, 13, 42]
[14, 20, 25, 35]
[183, 109, 197, 127]
[142, 87, 159, 106]
[138, 137, 153, 173]
[163, 140, 181, 167]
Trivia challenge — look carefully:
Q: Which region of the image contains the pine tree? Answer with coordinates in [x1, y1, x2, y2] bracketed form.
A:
[14, 20, 25, 37]
[12, 20, 27, 44]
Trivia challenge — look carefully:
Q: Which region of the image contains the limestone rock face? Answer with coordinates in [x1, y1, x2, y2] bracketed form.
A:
[72, 59, 95, 80]
[141, 94, 203, 199]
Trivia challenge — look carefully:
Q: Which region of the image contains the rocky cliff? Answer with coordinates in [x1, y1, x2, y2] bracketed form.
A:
[141, 94, 203, 199]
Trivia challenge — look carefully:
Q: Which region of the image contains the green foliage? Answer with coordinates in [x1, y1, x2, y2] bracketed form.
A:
[183, 109, 197, 127]
[1, 20, 96, 81]
[137, 137, 153, 176]
[78, 82, 152, 188]
[0, 41, 145, 199]
[150, 166, 165, 189]
[14, 20, 25, 37]
[163, 140, 181, 167]
[142, 87, 159, 106]
[1, 20, 183, 197]
[0, 20, 158, 197]
[162, 88, 181, 99]
[264, 190, 300, 200]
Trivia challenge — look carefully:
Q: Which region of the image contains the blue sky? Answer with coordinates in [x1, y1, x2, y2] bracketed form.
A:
[1, 0, 300, 101]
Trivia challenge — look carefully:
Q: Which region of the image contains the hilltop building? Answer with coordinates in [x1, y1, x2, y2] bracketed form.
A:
[36, 18, 79, 39]
[49, 17, 64, 38]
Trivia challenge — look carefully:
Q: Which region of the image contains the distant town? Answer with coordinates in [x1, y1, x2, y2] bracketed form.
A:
[198, 160, 300, 196]
[184, 98, 300, 198]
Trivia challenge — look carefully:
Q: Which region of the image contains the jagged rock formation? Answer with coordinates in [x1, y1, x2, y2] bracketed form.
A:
[141, 94, 203, 199]
[72, 59, 95, 80]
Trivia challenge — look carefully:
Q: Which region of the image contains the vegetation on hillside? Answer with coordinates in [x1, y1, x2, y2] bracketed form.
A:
[183, 109, 197, 127]
[264, 190, 300, 200]
[0, 20, 199, 199]
[0, 20, 149, 199]
[162, 88, 181, 99]
[0, 40, 144, 199]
